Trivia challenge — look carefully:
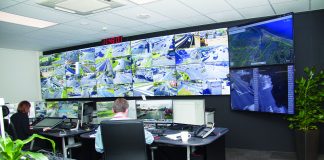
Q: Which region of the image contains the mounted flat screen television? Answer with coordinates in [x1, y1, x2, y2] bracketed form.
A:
[230, 65, 294, 114]
[228, 14, 294, 68]
[40, 28, 230, 99]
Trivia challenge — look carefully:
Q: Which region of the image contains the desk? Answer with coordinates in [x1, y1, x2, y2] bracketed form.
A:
[39, 129, 91, 158]
[80, 127, 229, 160]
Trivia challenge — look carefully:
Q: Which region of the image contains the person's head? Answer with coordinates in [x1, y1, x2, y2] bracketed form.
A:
[112, 98, 129, 114]
[17, 100, 31, 114]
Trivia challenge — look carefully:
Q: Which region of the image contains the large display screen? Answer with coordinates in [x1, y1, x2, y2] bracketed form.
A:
[228, 14, 294, 68]
[40, 28, 230, 99]
[230, 65, 294, 114]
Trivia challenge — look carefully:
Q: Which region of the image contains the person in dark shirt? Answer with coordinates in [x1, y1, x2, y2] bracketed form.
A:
[10, 101, 50, 140]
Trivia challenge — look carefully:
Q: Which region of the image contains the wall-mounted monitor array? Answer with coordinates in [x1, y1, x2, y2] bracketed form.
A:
[229, 14, 295, 114]
[40, 28, 230, 99]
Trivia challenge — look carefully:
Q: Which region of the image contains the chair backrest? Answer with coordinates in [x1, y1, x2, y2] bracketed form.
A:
[3, 119, 18, 140]
[2, 105, 18, 140]
[100, 120, 147, 160]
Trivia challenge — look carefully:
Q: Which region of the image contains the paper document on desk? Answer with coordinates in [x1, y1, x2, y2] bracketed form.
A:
[165, 133, 181, 140]
[89, 133, 96, 138]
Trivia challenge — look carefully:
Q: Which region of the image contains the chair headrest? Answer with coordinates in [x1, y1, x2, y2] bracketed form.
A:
[2, 105, 10, 117]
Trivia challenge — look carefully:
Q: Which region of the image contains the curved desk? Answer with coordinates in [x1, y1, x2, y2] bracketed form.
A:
[80, 127, 229, 160]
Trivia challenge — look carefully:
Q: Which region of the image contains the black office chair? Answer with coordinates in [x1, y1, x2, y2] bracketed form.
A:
[2, 105, 18, 140]
[100, 120, 148, 160]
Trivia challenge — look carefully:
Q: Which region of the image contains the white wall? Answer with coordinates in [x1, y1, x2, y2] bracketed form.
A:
[0, 48, 41, 103]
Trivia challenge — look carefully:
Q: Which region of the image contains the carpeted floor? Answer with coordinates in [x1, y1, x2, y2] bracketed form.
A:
[226, 148, 324, 160]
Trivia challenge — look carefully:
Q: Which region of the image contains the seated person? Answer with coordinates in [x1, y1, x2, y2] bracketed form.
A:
[10, 101, 50, 140]
[95, 98, 154, 153]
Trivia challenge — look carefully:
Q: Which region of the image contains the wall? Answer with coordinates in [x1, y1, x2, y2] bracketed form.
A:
[0, 48, 41, 103]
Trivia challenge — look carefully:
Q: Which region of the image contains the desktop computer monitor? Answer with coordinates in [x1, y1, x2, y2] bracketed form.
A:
[96, 100, 137, 123]
[29, 102, 36, 118]
[57, 101, 79, 118]
[136, 100, 173, 123]
[173, 99, 205, 125]
[80, 102, 96, 124]
[35, 101, 46, 118]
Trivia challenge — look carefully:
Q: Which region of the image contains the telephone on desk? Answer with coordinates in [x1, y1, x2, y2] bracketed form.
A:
[193, 125, 215, 139]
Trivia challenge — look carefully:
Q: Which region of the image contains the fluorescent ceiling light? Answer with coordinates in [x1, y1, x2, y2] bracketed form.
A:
[54, 6, 76, 14]
[0, 11, 57, 28]
[129, 0, 159, 4]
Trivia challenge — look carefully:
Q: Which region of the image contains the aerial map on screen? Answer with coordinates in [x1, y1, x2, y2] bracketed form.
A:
[228, 15, 293, 68]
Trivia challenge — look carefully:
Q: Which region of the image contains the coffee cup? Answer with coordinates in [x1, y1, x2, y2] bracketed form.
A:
[180, 131, 191, 142]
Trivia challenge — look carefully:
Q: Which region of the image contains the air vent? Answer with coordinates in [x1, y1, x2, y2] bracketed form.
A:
[38, 0, 124, 15]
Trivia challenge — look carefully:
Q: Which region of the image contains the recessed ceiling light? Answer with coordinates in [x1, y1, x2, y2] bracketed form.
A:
[137, 13, 150, 19]
[129, 0, 159, 5]
[39, 0, 124, 15]
[102, 27, 108, 31]
[0, 11, 57, 28]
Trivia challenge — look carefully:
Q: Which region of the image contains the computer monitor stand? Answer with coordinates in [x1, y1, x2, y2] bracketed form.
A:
[70, 120, 79, 131]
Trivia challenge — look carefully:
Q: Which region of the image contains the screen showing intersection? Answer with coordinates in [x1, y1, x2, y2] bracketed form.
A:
[40, 28, 230, 99]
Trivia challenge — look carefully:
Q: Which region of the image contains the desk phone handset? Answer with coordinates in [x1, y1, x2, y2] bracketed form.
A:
[194, 126, 215, 138]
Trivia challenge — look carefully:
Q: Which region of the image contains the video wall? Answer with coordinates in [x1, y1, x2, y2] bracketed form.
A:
[40, 28, 230, 99]
[228, 14, 295, 114]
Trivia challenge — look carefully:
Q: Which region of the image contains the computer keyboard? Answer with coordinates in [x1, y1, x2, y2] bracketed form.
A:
[148, 129, 165, 135]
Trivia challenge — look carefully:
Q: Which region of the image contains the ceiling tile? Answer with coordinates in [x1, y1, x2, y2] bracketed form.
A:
[84, 32, 119, 41]
[132, 24, 165, 33]
[0, 0, 19, 10]
[227, 0, 269, 9]
[269, 0, 297, 4]
[207, 10, 243, 22]
[45, 24, 98, 36]
[89, 12, 145, 27]
[178, 0, 232, 14]
[152, 19, 188, 30]
[64, 18, 121, 32]
[272, 0, 309, 14]
[24, 29, 76, 42]
[112, 6, 170, 24]
[3, 3, 80, 23]
[142, 0, 200, 19]
[0, 22, 39, 35]
[178, 15, 215, 26]
[311, 0, 324, 10]
[239, 5, 275, 18]
[112, 28, 144, 37]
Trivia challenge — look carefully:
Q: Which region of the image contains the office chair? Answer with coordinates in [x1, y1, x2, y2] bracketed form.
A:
[2, 105, 18, 140]
[100, 120, 148, 160]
